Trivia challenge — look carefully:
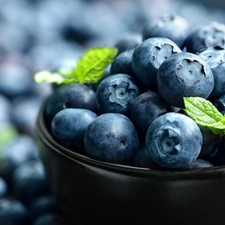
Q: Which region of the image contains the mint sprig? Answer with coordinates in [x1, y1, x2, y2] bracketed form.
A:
[34, 46, 118, 85]
[183, 97, 225, 136]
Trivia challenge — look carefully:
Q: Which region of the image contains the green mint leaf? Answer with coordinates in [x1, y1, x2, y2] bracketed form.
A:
[183, 97, 225, 136]
[34, 70, 74, 85]
[33, 46, 118, 85]
[66, 46, 118, 84]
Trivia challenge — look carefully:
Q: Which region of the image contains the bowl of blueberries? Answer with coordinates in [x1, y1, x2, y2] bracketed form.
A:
[36, 13, 225, 225]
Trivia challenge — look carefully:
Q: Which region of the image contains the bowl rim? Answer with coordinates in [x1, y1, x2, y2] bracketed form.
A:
[35, 101, 225, 180]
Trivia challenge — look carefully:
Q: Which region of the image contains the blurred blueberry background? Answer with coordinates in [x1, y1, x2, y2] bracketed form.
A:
[0, 0, 225, 224]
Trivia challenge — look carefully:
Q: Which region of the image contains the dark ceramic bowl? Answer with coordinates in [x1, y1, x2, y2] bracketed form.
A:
[36, 102, 225, 225]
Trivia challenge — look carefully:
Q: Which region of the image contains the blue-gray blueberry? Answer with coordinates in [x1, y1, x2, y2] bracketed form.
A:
[145, 112, 203, 169]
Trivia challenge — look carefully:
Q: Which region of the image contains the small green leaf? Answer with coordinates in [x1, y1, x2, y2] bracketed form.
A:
[33, 46, 118, 85]
[67, 46, 118, 84]
[183, 97, 225, 136]
[34, 70, 69, 85]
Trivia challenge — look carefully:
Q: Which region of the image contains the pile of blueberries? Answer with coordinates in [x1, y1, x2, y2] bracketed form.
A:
[1, 0, 225, 224]
[45, 13, 225, 171]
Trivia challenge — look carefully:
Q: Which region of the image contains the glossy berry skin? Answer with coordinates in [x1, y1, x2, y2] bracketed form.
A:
[145, 112, 203, 169]
[95, 73, 140, 115]
[142, 13, 189, 48]
[0, 198, 30, 225]
[157, 52, 214, 108]
[44, 83, 96, 127]
[197, 46, 225, 97]
[132, 37, 181, 90]
[84, 113, 139, 165]
[129, 91, 170, 134]
[51, 108, 97, 153]
[110, 49, 134, 76]
[185, 21, 225, 53]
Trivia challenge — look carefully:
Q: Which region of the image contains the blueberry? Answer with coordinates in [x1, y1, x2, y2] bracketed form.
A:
[0, 134, 39, 182]
[0, 177, 8, 198]
[95, 73, 140, 115]
[129, 91, 171, 135]
[197, 46, 225, 97]
[0, 198, 30, 225]
[110, 49, 134, 77]
[12, 160, 51, 205]
[214, 93, 225, 115]
[185, 21, 225, 53]
[0, 62, 35, 100]
[198, 125, 222, 160]
[157, 52, 214, 108]
[189, 159, 214, 169]
[33, 213, 57, 225]
[51, 108, 97, 153]
[44, 83, 96, 127]
[0, 94, 11, 124]
[132, 37, 181, 90]
[10, 96, 43, 136]
[132, 146, 157, 169]
[145, 112, 203, 169]
[114, 32, 142, 55]
[29, 195, 57, 222]
[142, 13, 189, 48]
[84, 113, 139, 165]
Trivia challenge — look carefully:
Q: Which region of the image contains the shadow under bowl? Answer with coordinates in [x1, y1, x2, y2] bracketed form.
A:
[35, 102, 225, 225]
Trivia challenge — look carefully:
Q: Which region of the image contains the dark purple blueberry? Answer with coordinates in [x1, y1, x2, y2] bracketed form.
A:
[96, 73, 140, 115]
[12, 160, 51, 205]
[142, 13, 189, 48]
[132, 37, 181, 90]
[185, 21, 225, 53]
[0, 198, 30, 225]
[197, 46, 225, 97]
[129, 91, 171, 134]
[157, 52, 214, 108]
[110, 49, 134, 76]
[51, 108, 97, 153]
[44, 83, 96, 127]
[84, 113, 139, 165]
[145, 112, 202, 169]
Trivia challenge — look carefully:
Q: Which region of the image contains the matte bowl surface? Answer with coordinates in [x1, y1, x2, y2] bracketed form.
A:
[36, 102, 225, 225]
